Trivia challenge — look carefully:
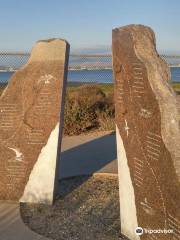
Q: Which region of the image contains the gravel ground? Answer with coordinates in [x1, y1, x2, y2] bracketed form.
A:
[20, 175, 127, 240]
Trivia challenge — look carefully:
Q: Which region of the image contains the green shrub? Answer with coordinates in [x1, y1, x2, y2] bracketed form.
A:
[64, 84, 115, 135]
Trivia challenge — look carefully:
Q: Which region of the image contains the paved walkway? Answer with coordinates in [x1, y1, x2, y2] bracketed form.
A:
[60, 132, 118, 178]
[0, 201, 49, 240]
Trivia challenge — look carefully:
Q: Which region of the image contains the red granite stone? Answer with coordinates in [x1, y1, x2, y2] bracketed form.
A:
[0, 39, 69, 203]
[113, 25, 180, 240]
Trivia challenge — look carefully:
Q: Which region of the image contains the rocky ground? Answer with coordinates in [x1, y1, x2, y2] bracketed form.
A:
[20, 175, 127, 240]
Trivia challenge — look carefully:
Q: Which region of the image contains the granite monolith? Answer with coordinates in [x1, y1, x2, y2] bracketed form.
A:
[0, 39, 69, 204]
[113, 25, 180, 240]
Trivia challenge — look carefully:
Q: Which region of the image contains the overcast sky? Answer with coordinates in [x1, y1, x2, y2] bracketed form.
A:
[0, 0, 180, 53]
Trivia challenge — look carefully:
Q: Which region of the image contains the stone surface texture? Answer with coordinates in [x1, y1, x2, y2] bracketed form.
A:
[113, 25, 180, 240]
[0, 39, 69, 203]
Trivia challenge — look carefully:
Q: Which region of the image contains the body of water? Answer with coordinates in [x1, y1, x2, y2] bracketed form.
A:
[0, 67, 180, 84]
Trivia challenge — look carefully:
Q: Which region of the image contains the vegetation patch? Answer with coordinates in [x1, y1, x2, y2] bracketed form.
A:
[64, 84, 115, 135]
[172, 82, 180, 93]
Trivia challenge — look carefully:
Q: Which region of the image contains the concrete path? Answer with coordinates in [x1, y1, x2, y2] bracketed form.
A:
[0, 201, 49, 240]
[59, 132, 118, 179]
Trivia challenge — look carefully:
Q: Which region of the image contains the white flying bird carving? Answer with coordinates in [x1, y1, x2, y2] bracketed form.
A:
[124, 119, 130, 137]
[140, 198, 155, 216]
[38, 74, 54, 85]
[8, 147, 24, 161]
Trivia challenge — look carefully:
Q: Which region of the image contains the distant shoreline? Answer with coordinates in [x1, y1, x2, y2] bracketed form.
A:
[0, 69, 180, 87]
[0, 66, 180, 73]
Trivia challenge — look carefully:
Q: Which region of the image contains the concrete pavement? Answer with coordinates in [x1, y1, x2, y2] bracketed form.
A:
[59, 132, 118, 179]
[0, 201, 49, 240]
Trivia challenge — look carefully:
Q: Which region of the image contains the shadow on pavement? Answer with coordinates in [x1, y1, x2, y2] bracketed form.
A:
[58, 133, 117, 197]
[59, 133, 117, 179]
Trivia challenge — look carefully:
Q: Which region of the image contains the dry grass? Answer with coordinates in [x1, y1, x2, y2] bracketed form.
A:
[173, 83, 180, 94]
[64, 84, 115, 135]
[0, 84, 7, 96]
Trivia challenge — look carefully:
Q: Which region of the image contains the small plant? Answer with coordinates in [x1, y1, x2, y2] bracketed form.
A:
[98, 113, 115, 132]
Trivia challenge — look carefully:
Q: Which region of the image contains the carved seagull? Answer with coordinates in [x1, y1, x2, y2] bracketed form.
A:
[38, 74, 54, 85]
[8, 147, 24, 161]
[140, 198, 155, 216]
[124, 119, 130, 137]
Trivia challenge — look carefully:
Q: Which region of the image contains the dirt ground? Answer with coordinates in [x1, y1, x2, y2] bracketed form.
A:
[20, 175, 127, 240]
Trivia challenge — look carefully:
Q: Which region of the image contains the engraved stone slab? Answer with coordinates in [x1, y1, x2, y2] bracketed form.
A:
[0, 39, 69, 204]
[112, 25, 180, 240]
